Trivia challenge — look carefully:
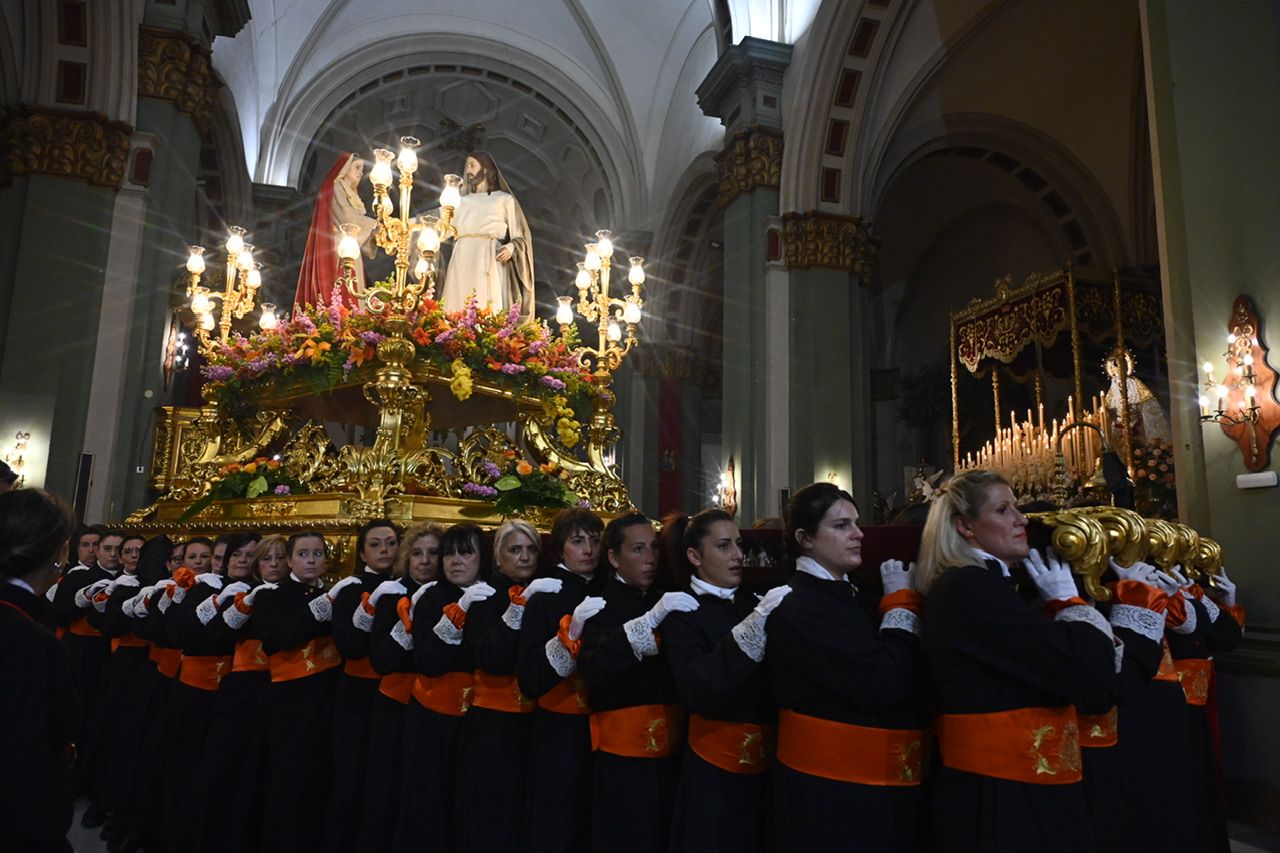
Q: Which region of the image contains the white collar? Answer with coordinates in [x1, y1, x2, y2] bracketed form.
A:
[558, 562, 594, 584]
[362, 565, 386, 576]
[290, 572, 324, 589]
[973, 548, 1011, 577]
[5, 577, 35, 595]
[795, 555, 842, 581]
[690, 576, 736, 600]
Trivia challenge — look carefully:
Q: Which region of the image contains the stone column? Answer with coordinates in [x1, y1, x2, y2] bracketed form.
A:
[697, 37, 791, 524]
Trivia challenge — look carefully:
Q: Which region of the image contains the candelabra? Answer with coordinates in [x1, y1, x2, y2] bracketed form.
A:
[555, 230, 645, 468]
[185, 226, 267, 355]
[1198, 297, 1270, 467]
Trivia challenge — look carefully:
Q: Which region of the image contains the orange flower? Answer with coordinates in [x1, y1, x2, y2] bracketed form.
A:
[516, 460, 534, 476]
[503, 449, 518, 459]
[224, 463, 241, 474]
[540, 462, 558, 475]
[243, 462, 258, 474]
[348, 343, 376, 367]
[267, 460, 281, 470]
[294, 336, 331, 360]
[412, 327, 432, 346]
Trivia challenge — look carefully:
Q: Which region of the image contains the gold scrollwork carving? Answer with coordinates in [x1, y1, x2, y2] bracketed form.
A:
[781, 211, 878, 282]
[1, 106, 131, 189]
[714, 127, 782, 207]
[137, 27, 219, 130]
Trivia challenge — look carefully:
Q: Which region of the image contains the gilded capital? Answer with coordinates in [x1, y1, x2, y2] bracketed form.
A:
[782, 211, 879, 283]
[0, 106, 131, 189]
[138, 27, 220, 129]
[715, 127, 783, 207]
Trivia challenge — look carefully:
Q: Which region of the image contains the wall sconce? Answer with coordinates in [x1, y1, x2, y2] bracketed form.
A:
[5, 430, 30, 488]
[711, 455, 738, 518]
[1198, 294, 1279, 470]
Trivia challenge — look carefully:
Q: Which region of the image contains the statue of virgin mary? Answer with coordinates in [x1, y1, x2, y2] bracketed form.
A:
[294, 152, 377, 310]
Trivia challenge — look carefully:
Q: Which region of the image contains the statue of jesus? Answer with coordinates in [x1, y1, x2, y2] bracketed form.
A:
[441, 151, 535, 320]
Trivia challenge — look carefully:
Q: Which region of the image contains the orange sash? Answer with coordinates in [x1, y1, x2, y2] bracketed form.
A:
[777, 709, 923, 786]
[68, 615, 102, 637]
[268, 637, 341, 683]
[937, 706, 1082, 785]
[148, 644, 182, 679]
[1077, 707, 1118, 748]
[179, 654, 233, 691]
[411, 672, 474, 717]
[471, 672, 535, 714]
[379, 671, 415, 705]
[232, 639, 269, 673]
[537, 675, 591, 715]
[688, 714, 774, 775]
[1154, 641, 1179, 683]
[590, 704, 684, 758]
[111, 634, 148, 653]
[343, 657, 379, 680]
[1174, 658, 1213, 706]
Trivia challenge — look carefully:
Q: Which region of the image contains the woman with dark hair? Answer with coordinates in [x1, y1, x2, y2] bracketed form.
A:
[0, 488, 80, 851]
[579, 512, 691, 852]
[393, 523, 492, 853]
[919, 470, 1140, 853]
[325, 519, 399, 853]
[518, 507, 605, 853]
[357, 522, 444, 853]
[765, 481, 925, 852]
[455, 519, 554, 852]
[254, 531, 360, 853]
[660, 509, 789, 853]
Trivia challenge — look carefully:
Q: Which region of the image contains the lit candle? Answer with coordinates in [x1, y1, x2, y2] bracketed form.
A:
[337, 223, 360, 261]
[1216, 383, 1228, 412]
[556, 296, 574, 326]
[1199, 394, 1210, 417]
[439, 174, 462, 209]
[629, 256, 645, 285]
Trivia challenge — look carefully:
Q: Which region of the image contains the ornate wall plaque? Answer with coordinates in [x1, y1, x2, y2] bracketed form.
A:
[781, 210, 878, 282]
[715, 127, 782, 207]
[1, 106, 131, 188]
[137, 27, 220, 129]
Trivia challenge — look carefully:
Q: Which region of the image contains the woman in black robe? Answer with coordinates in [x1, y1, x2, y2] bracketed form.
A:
[357, 522, 442, 853]
[517, 508, 604, 853]
[765, 482, 925, 853]
[392, 523, 491, 853]
[660, 509, 787, 853]
[579, 512, 689, 853]
[324, 518, 399, 853]
[919, 470, 1123, 853]
[255, 531, 359, 853]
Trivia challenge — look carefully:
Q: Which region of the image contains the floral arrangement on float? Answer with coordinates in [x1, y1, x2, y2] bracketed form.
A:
[461, 450, 583, 517]
[199, 285, 595, 433]
[178, 457, 307, 522]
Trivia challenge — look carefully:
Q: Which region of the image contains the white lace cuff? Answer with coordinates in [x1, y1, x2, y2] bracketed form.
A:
[1110, 604, 1164, 643]
[1199, 596, 1221, 624]
[545, 635, 577, 677]
[730, 610, 767, 663]
[1171, 601, 1198, 635]
[880, 608, 921, 637]
[157, 591, 175, 613]
[196, 596, 219, 626]
[170, 586, 187, 605]
[392, 620, 414, 650]
[623, 616, 659, 660]
[74, 587, 94, 609]
[433, 613, 464, 646]
[1055, 604, 1115, 644]
[1112, 639, 1125, 673]
[308, 594, 333, 622]
[352, 605, 375, 633]
[222, 605, 250, 630]
[502, 602, 524, 631]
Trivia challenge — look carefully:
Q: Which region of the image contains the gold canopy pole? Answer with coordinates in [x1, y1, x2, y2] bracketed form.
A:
[1067, 264, 1084, 408]
[991, 365, 1002, 438]
[951, 317, 960, 469]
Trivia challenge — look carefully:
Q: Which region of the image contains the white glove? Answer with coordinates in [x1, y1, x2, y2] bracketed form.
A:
[568, 596, 606, 641]
[107, 574, 141, 594]
[370, 579, 407, 606]
[125, 587, 155, 618]
[216, 581, 252, 607]
[1212, 566, 1237, 608]
[328, 575, 363, 600]
[753, 584, 793, 617]
[879, 560, 916, 595]
[75, 579, 111, 609]
[156, 578, 179, 612]
[1109, 558, 1158, 586]
[732, 585, 794, 663]
[1153, 570, 1181, 596]
[308, 592, 333, 622]
[1167, 566, 1192, 589]
[521, 577, 563, 601]
[241, 582, 277, 607]
[1025, 548, 1080, 602]
[644, 591, 700, 631]
[458, 581, 496, 612]
[194, 573, 223, 590]
[411, 580, 437, 608]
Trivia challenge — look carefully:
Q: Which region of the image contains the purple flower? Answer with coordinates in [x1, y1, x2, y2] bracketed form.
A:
[462, 482, 499, 498]
[201, 365, 235, 381]
[273, 485, 291, 496]
[527, 340, 547, 355]
[481, 461, 502, 479]
[436, 329, 455, 343]
[576, 498, 592, 509]
[506, 303, 522, 327]
[296, 313, 317, 333]
[500, 363, 526, 375]
[359, 330, 385, 345]
[539, 375, 566, 390]
[247, 358, 270, 372]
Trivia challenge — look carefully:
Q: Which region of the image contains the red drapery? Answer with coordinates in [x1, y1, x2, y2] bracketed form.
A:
[294, 152, 355, 311]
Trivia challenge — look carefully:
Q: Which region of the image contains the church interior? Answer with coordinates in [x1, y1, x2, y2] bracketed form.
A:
[3, 0, 1280, 848]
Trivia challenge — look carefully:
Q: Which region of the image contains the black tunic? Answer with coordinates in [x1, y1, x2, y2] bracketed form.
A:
[766, 570, 924, 853]
[579, 578, 682, 853]
[0, 581, 80, 852]
[923, 564, 1118, 853]
[516, 567, 595, 853]
[357, 580, 420, 853]
[324, 569, 391, 853]
[393, 581, 471, 853]
[456, 575, 534, 853]
[92, 583, 152, 821]
[129, 584, 181, 850]
[254, 577, 340, 853]
[662, 587, 774, 853]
